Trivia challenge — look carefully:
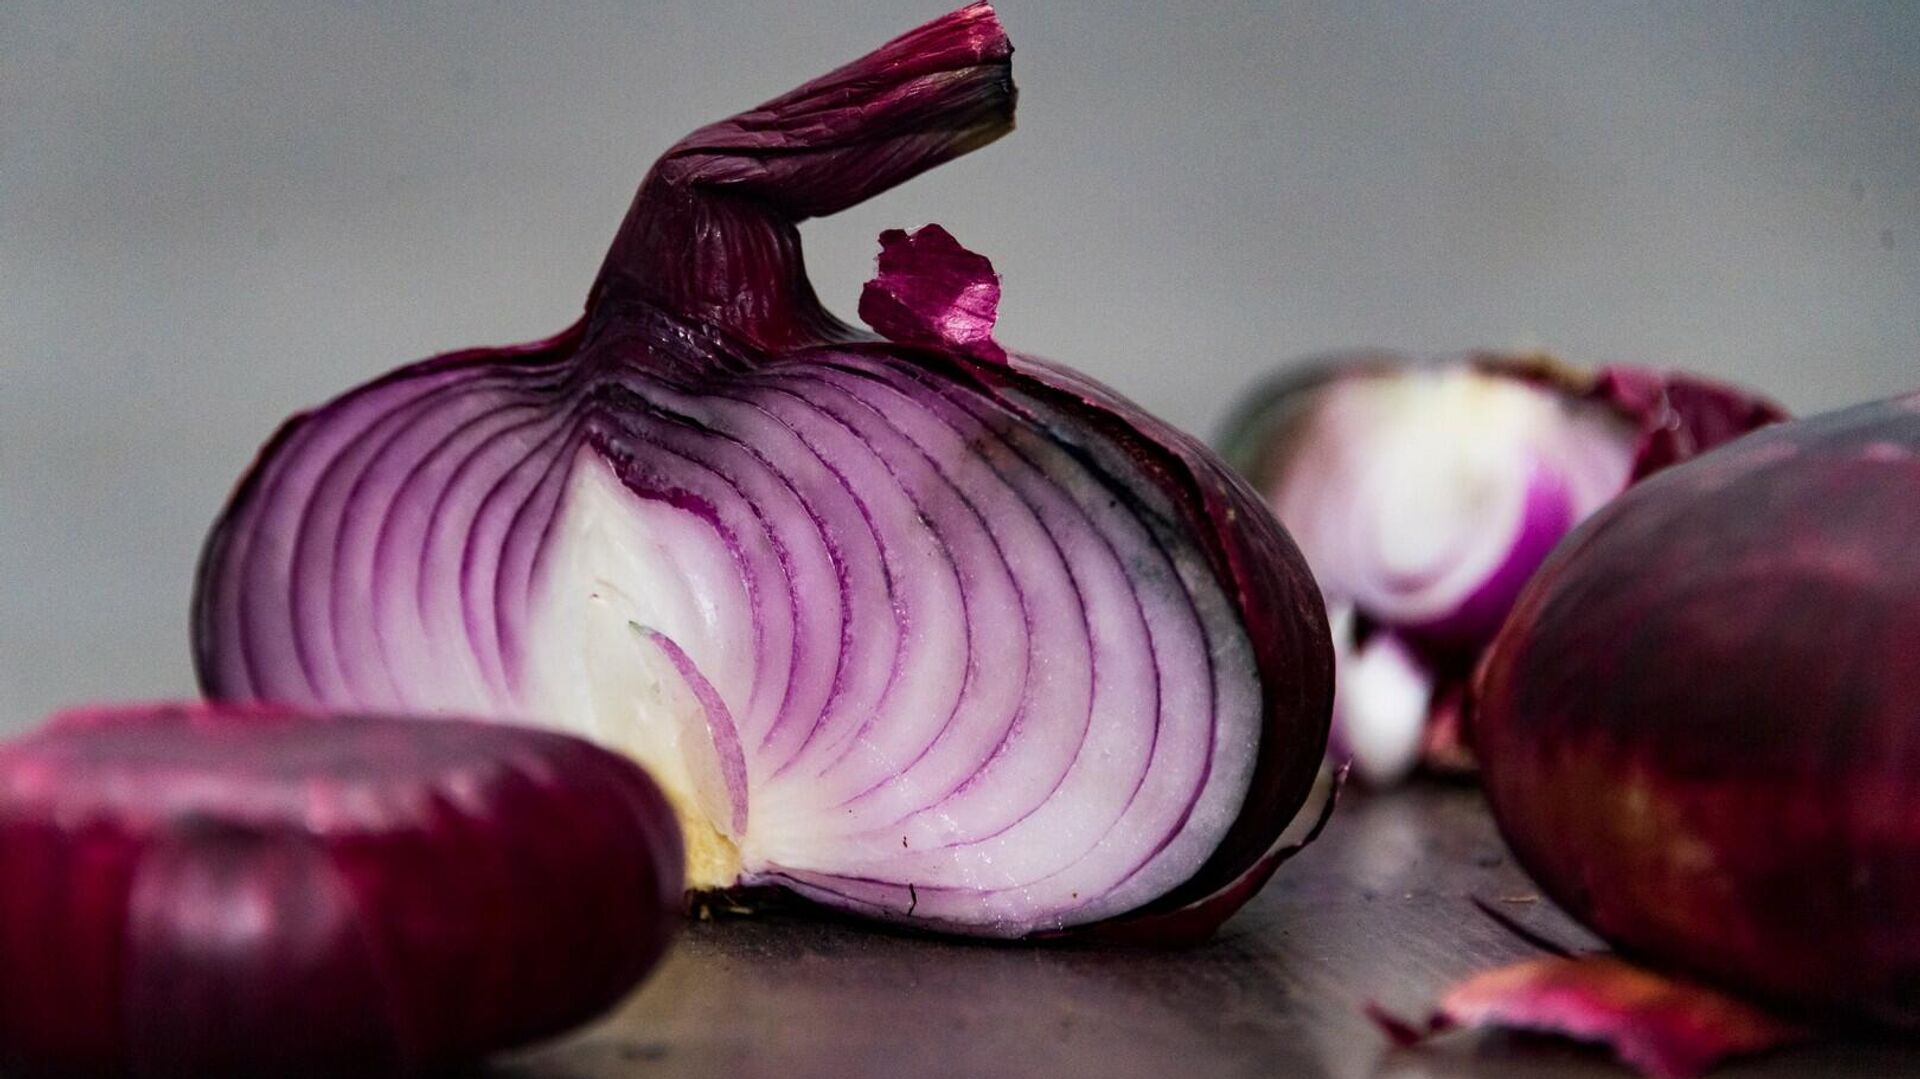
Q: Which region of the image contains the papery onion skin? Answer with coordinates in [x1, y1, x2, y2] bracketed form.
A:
[192, 3, 1333, 942]
[1217, 350, 1784, 785]
[1372, 955, 1811, 1079]
[0, 702, 682, 1078]
[1476, 390, 1920, 1025]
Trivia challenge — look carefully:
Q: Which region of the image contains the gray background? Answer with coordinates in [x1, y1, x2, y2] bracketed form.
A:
[3, 1, 1917, 733]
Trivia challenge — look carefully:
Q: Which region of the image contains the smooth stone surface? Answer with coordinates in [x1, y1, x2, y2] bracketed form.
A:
[500, 785, 1920, 1079]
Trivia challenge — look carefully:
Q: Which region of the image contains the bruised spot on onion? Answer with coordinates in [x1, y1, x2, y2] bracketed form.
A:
[1475, 390, 1920, 1030]
[1216, 350, 1783, 786]
[0, 702, 682, 1078]
[192, 2, 1333, 941]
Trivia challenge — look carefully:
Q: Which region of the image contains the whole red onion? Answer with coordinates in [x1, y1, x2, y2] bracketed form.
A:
[1476, 389, 1920, 1025]
[0, 703, 682, 1077]
[1218, 350, 1783, 785]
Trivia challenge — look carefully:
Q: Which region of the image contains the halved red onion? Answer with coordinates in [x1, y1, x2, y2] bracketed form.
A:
[0, 702, 682, 1078]
[1218, 351, 1783, 785]
[192, 2, 1333, 941]
[1475, 389, 1920, 1030]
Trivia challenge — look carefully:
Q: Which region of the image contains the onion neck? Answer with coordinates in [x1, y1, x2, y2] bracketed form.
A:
[587, 1, 1015, 353]
[590, 186, 848, 353]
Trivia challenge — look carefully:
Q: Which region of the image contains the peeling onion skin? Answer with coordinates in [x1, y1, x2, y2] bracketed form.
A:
[1372, 955, 1811, 1079]
[1476, 390, 1920, 1026]
[1216, 350, 1784, 786]
[192, 3, 1333, 942]
[0, 703, 683, 1078]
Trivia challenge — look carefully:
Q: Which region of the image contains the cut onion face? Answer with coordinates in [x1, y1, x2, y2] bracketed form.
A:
[1218, 352, 1784, 786]
[0, 703, 681, 1078]
[193, 3, 1333, 941]
[1281, 366, 1629, 642]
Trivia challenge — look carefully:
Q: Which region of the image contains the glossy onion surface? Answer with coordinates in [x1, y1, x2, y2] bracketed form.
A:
[1477, 391, 1920, 1025]
[0, 703, 683, 1077]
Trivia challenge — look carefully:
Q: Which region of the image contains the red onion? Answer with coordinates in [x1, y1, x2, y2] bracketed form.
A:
[191, 3, 1333, 941]
[1476, 390, 1920, 1026]
[1369, 391, 1920, 1075]
[1217, 351, 1783, 785]
[0, 702, 682, 1078]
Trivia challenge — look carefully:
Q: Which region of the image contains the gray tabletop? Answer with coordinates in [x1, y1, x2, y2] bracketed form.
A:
[500, 786, 1920, 1079]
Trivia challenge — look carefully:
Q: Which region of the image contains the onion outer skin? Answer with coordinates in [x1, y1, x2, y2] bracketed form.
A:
[1216, 349, 1785, 784]
[0, 702, 683, 1078]
[190, 2, 1334, 942]
[1372, 954, 1812, 1079]
[1475, 390, 1920, 1026]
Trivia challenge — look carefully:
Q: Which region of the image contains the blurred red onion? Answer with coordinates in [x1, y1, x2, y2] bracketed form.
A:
[1218, 351, 1783, 785]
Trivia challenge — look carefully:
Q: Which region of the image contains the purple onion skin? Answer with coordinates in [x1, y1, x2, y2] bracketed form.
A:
[1566, 362, 1792, 484]
[1476, 390, 1920, 1026]
[191, 3, 1333, 942]
[0, 703, 683, 1077]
